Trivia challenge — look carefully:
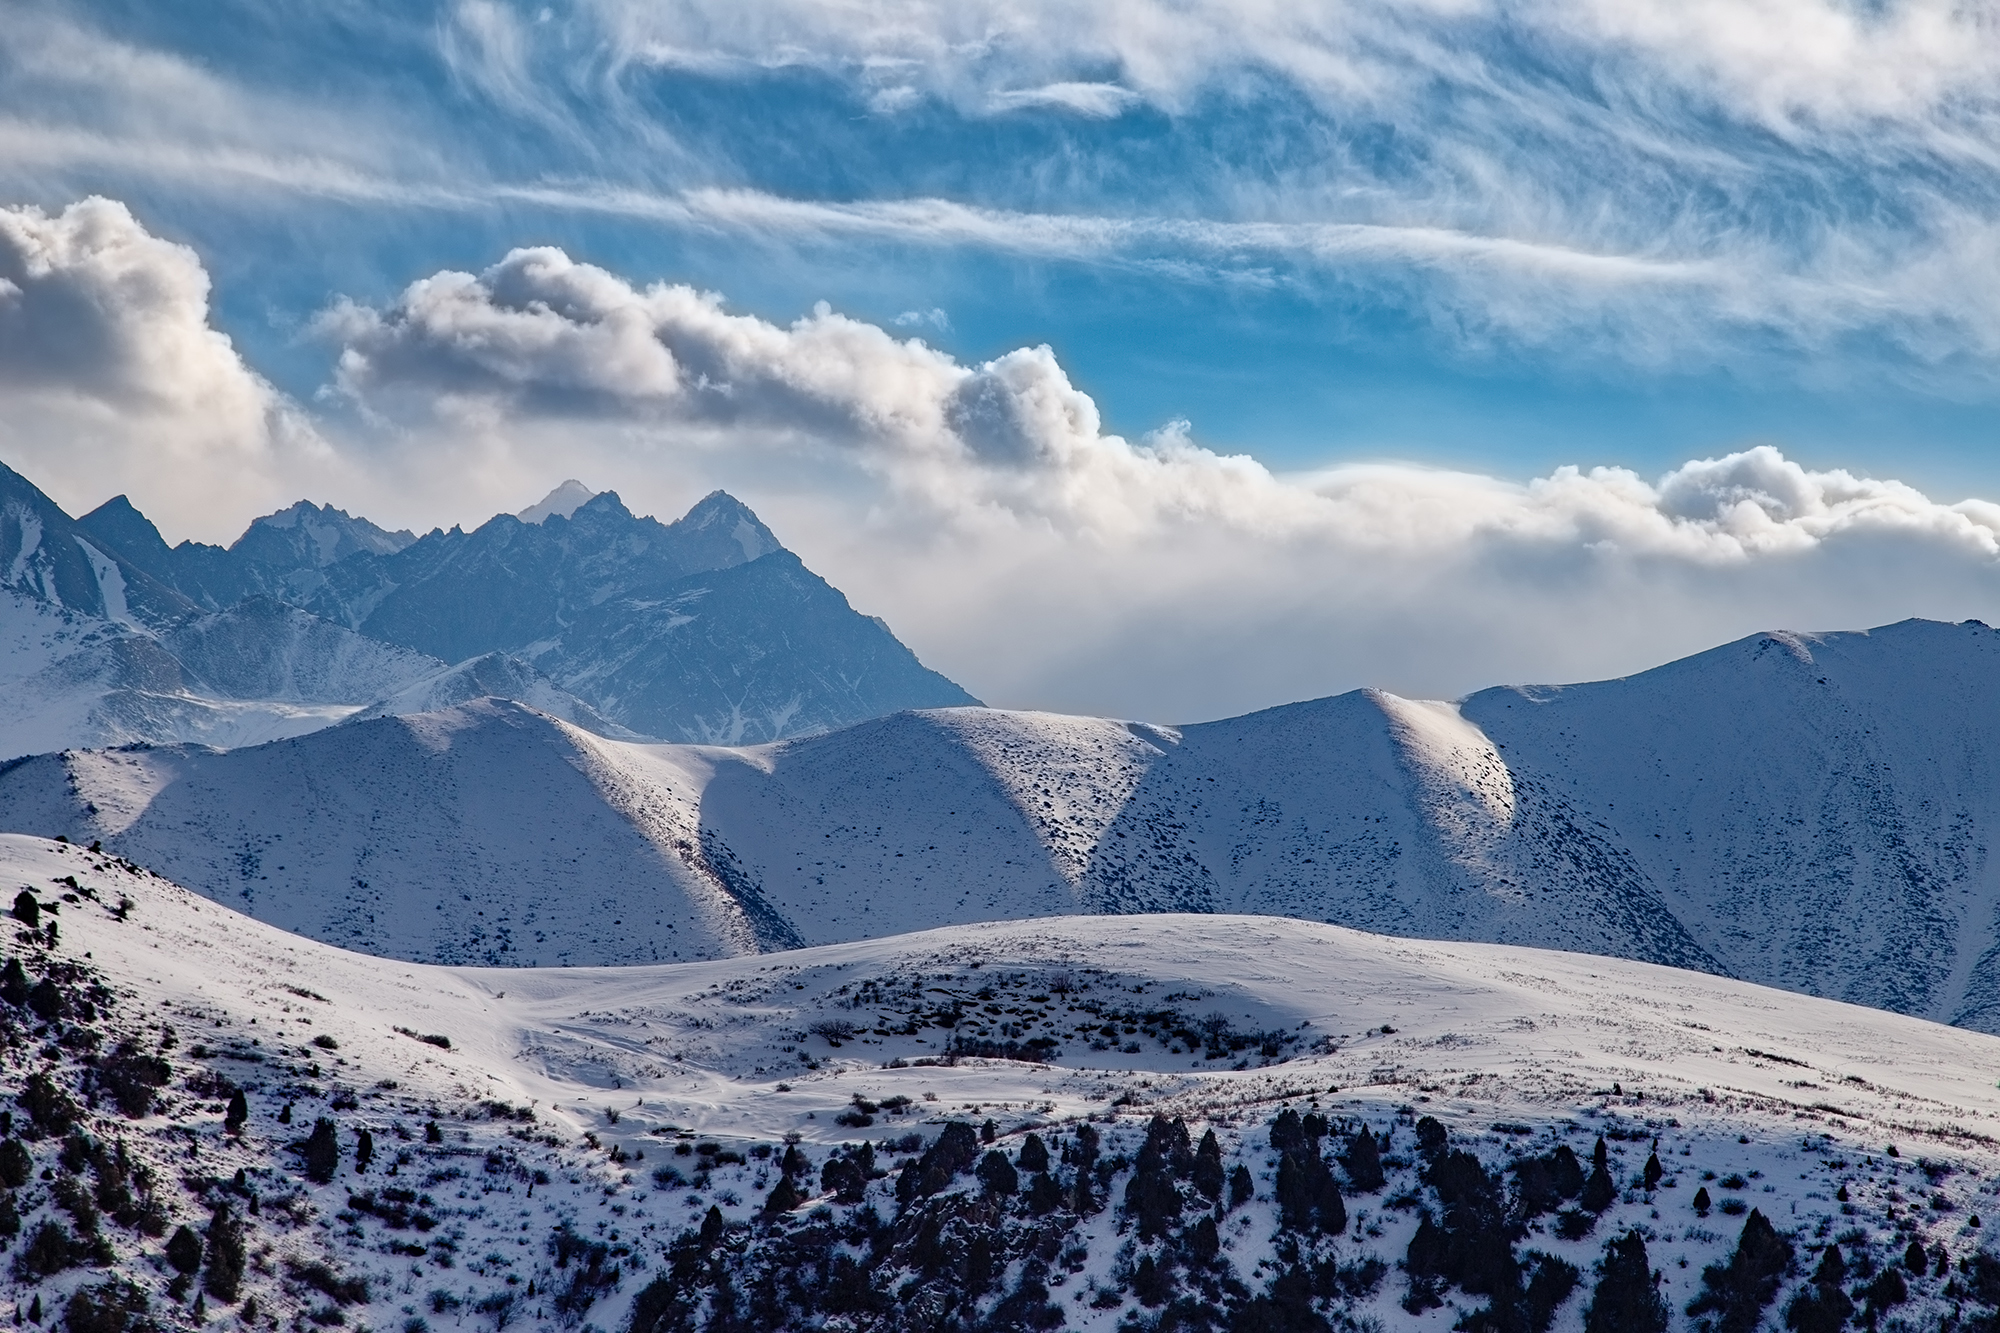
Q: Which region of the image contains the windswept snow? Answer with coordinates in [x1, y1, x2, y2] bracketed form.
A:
[3, 833, 2000, 1333]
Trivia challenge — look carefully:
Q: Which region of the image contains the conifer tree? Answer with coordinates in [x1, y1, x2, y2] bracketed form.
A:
[204, 1204, 245, 1302]
[1688, 1208, 1794, 1333]
[301, 1117, 339, 1184]
[1584, 1231, 1668, 1333]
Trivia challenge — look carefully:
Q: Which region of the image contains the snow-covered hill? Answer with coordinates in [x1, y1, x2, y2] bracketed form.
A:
[3, 833, 1998, 1333]
[6, 619, 1997, 1042]
[0, 701, 785, 966]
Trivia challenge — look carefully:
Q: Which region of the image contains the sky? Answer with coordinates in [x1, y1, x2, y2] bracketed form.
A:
[2, 0, 2000, 722]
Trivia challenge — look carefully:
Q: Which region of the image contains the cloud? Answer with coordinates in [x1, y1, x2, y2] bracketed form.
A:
[0, 197, 332, 540]
[320, 243, 2000, 550]
[985, 82, 1141, 118]
[14, 3, 2000, 378]
[598, 0, 2000, 134]
[0, 202, 1992, 720]
[314, 243, 2000, 718]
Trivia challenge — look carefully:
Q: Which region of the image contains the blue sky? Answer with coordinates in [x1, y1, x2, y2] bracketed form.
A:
[3, 0, 2000, 717]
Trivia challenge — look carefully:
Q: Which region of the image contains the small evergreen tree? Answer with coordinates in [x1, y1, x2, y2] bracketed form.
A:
[1783, 1244, 1852, 1333]
[1687, 1208, 1794, 1333]
[1584, 1231, 1668, 1333]
[1192, 1128, 1225, 1200]
[301, 1117, 339, 1184]
[976, 1150, 1018, 1197]
[0, 1137, 31, 1188]
[1342, 1126, 1385, 1193]
[1580, 1158, 1616, 1213]
[1131, 1255, 1174, 1307]
[1857, 1268, 1907, 1324]
[224, 1090, 247, 1136]
[355, 1127, 375, 1173]
[762, 1176, 801, 1215]
[165, 1225, 202, 1276]
[204, 1204, 245, 1303]
[1018, 1133, 1050, 1174]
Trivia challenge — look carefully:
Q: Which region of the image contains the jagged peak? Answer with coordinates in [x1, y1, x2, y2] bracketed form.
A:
[517, 479, 598, 524]
[676, 489, 782, 561]
[236, 499, 416, 561]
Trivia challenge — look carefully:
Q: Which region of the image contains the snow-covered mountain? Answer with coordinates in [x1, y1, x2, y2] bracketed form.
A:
[7, 617, 1997, 1042]
[4, 832, 1998, 1333]
[2, 462, 192, 628]
[73, 480, 980, 744]
[0, 590, 413, 755]
[2, 458, 978, 751]
[77, 493, 416, 613]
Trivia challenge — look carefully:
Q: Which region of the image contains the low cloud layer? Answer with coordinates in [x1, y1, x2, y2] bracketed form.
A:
[7, 204, 2000, 717]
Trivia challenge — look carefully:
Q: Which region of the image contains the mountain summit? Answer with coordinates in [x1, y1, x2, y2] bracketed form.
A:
[517, 478, 598, 524]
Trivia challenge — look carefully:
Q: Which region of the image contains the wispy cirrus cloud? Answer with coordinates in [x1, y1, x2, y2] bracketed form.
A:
[12, 0, 2000, 385]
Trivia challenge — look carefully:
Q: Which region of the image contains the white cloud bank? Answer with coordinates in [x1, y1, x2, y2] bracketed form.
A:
[325, 244, 2000, 558]
[0, 197, 332, 537]
[7, 204, 2000, 716]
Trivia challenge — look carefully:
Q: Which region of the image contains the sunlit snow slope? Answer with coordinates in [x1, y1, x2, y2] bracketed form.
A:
[5, 834, 2000, 1333]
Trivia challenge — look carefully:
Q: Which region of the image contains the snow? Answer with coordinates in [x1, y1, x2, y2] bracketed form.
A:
[70, 539, 129, 627]
[3, 832, 1999, 1333]
[517, 481, 599, 526]
[3, 612, 2000, 1040]
[349, 653, 637, 737]
[0, 701, 767, 965]
[7, 618, 2000, 1045]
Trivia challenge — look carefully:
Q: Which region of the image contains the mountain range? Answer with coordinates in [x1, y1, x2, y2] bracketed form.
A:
[4, 613, 1996, 1041]
[0, 459, 977, 754]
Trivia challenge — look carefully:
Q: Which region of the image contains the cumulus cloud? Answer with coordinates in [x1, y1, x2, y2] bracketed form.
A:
[0, 197, 332, 540]
[316, 244, 2000, 718]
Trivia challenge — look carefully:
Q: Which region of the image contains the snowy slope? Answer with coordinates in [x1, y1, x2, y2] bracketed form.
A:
[160, 598, 445, 705]
[1460, 620, 2000, 1030]
[3, 620, 1998, 1037]
[0, 701, 779, 965]
[0, 591, 368, 758]
[347, 652, 637, 737]
[5, 832, 2000, 1333]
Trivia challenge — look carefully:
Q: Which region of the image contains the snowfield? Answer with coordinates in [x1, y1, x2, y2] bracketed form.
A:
[7, 619, 2000, 1042]
[1, 834, 1998, 1332]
